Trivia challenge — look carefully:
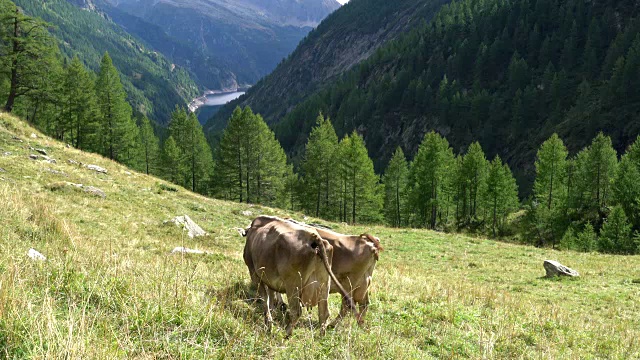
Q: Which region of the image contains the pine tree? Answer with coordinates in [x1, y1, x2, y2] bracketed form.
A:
[162, 136, 180, 184]
[383, 147, 409, 227]
[301, 113, 339, 219]
[459, 142, 488, 224]
[95, 52, 136, 162]
[575, 223, 597, 252]
[612, 150, 640, 231]
[599, 206, 634, 254]
[0, 1, 59, 112]
[338, 131, 382, 224]
[584, 133, 618, 209]
[533, 134, 568, 246]
[138, 116, 159, 176]
[484, 155, 519, 237]
[408, 131, 455, 229]
[61, 56, 98, 151]
[215, 106, 291, 206]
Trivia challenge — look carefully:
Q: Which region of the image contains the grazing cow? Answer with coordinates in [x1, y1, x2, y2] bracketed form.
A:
[242, 216, 382, 326]
[243, 217, 355, 337]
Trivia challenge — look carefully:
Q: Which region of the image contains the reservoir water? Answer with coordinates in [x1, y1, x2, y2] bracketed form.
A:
[204, 91, 245, 106]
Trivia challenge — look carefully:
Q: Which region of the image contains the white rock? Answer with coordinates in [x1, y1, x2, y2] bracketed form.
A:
[241, 210, 253, 216]
[166, 215, 207, 238]
[27, 248, 46, 261]
[83, 186, 106, 198]
[86, 164, 107, 174]
[124, 171, 132, 175]
[543, 260, 579, 277]
[30, 133, 37, 139]
[67, 159, 79, 165]
[171, 247, 206, 255]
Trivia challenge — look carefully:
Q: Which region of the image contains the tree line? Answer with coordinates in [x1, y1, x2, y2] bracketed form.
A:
[2, 0, 637, 255]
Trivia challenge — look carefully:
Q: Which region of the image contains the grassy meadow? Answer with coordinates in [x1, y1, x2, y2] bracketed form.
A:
[1, 113, 639, 359]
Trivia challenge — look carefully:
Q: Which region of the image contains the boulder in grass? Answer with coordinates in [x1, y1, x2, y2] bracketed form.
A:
[29, 154, 56, 164]
[27, 248, 46, 261]
[241, 210, 253, 216]
[86, 164, 107, 174]
[165, 215, 207, 238]
[83, 186, 106, 198]
[35, 148, 48, 156]
[543, 260, 579, 278]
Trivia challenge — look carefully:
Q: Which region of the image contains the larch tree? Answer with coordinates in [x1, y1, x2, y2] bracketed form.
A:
[598, 206, 635, 254]
[0, 1, 58, 112]
[300, 113, 339, 219]
[162, 136, 180, 184]
[338, 131, 382, 224]
[137, 116, 160, 176]
[383, 146, 409, 227]
[459, 142, 489, 224]
[484, 155, 519, 237]
[95, 52, 137, 162]
[408, 131, 455, 229]
[61, 56, 98, 151]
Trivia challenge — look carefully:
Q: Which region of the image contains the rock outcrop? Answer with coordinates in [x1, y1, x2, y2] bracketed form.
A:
[165, 215, 207, 238]
[543, 260, 579, 278]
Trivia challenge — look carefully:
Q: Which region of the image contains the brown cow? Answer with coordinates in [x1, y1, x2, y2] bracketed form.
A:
[243, 216, 382, 326]
[243, 217, 355, 337]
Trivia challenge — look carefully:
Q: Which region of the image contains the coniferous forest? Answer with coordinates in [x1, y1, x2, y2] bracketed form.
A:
[1, 0, 639, 256]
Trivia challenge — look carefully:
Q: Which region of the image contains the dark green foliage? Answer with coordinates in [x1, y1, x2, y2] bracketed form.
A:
[575, 223, 597, 253]
[337, 131, 383, 224]
[95, 52, 137, 163]
[12, 0, 199, 123]
[214, 106, 291, 207]
[598, 206, 636, 254]
[484, 156, 519, 237]
[455, 142, 488, 227]
[161, 136, 181, 184]
[167, 107, 213, 193]
[383, 147, 409, 227]
[408, 132, 455, 229]
[138, 116, 160, 176]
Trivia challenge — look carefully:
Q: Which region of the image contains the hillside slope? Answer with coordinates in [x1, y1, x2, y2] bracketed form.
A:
[1, 113, 639, 358]
[14, 0, 200, 123]
[208, 0, 451, 132]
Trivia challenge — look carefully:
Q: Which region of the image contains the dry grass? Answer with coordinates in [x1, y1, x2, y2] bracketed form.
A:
[1, 113, 639, 359]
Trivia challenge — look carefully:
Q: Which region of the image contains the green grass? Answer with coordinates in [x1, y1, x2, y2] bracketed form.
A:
[1, 112, 640, 359]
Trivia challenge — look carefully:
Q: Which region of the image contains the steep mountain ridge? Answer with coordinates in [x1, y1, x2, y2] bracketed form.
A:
[209, 0, 451, 131]
[103, 0, 341, 89]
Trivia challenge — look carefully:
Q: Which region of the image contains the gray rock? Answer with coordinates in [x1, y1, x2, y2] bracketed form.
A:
[30, 133, 37, 139]
[29, 154, 56, 164]
[67, 159, 79, 165]
[2, 152, 11, 156]
[12, 136, 23, 142]
[0, 168, 5, 173]
[83, 186, 106, 198]
[543, 260, 579, 278]
[170, 247, 206, 255]
[165, 215, 207, 238]
[86, 164, 107, 174]
[35, 148, 47, 156]
[47, 168, 66, 176]
[241, 210, 253, 216]
[27, 248, 46, 261]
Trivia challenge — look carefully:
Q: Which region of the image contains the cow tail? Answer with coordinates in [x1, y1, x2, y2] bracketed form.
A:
[316, 235, 357, 315]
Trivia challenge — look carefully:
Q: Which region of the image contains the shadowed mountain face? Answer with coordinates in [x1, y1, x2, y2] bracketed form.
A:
[102, 0, 341, 89]
[208, 0, 451, 132]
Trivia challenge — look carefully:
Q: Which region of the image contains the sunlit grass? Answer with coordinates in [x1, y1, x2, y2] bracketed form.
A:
[1, 113, 639, 359]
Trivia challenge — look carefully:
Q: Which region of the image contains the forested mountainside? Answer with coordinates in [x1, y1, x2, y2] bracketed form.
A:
[13, 0, 200, 123]
[268, 0, 640, 193]
[209, 0, 451, 132]
[102, 0, 340, 90]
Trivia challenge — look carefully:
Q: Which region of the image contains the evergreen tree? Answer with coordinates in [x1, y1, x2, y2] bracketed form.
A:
[95, 52, 136, 162]
[458, 142, 488, 225]
[612, 154, 640, 231]
[339, 131, 383, 224]
[599, 206, 635, 254]
[0, 1, 59, 112]
[575, 223, 597, 252]
[383, 146, 409, 227]
[138, 116, 160, 176]
[162, 136, 180, 184]
[484, 155, 519, 237]
[408, 131, 455, 229]
[215, 106, 291, 206]
[300, 113, 339, 218]
[60, 56, 98, 151]
[532, 134, 568, 246]
[584, 133, 618, 209]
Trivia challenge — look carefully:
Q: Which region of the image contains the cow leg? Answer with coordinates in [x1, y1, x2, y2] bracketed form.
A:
[275, 292, 287, 312]
[318, 296, 330, 336]
[258, 282, 274, 332]
[285, 287, 302, 338]
[356, 292, 370, 326]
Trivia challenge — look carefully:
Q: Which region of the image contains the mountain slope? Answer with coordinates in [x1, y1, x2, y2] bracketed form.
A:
[1, 113, 638, 358]
[103, 0, 341, 90]
[13, 0, 199, 123]
[269, 0, 640, 194]
[209, 0, 451, 131]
